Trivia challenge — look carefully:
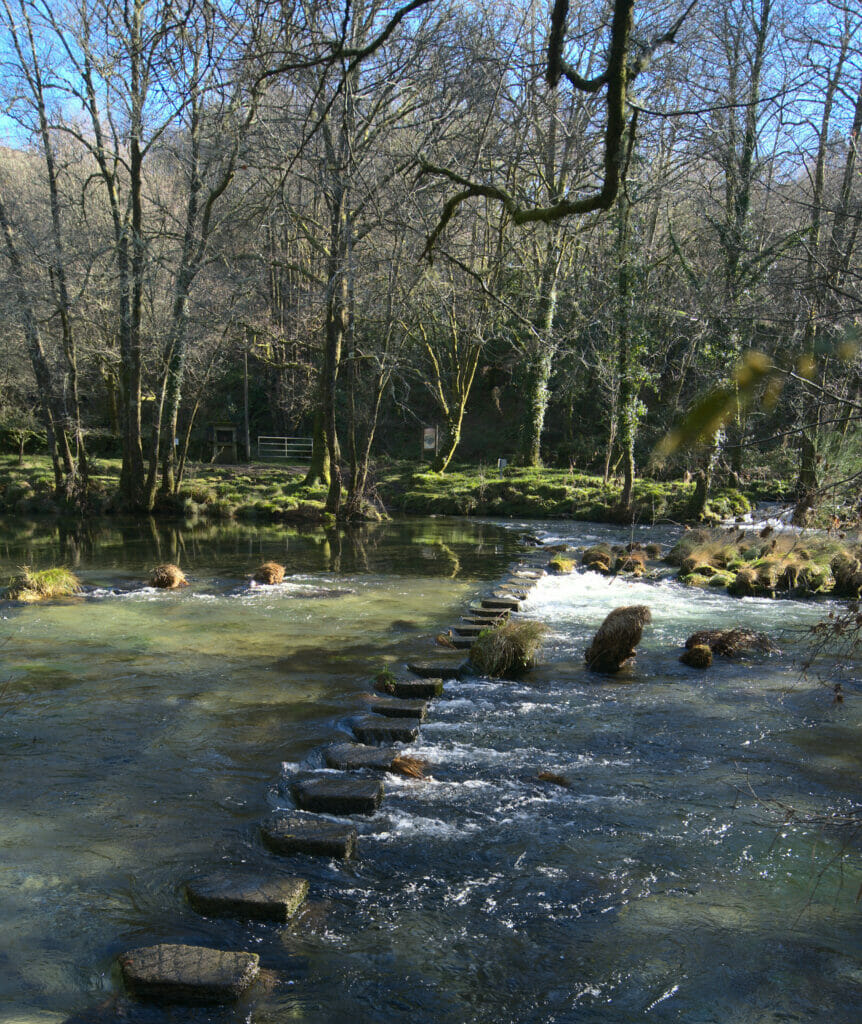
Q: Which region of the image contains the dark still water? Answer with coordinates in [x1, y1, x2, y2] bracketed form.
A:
[0, 516, 859, 1024]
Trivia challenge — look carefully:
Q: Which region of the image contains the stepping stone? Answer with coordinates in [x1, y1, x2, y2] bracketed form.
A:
[261, 816, 357, 859]
[481, 595, 522, 611]
[453, 623, 488, 636]
[503, 577, 536, 590]
[369, 697, 428, 720]
[379, 677, 444, 699]
[353, 714, 421, 745]
[407, 659, 466, 679]
[447, 636, 474, 649]
[291, 777, 384, 815]
[466, 605, 509, 619]
[118, 943, 259, 1004]
[186, 872, 308, 923]
[498, 581, 530, 594]
[512, 569, 544, 579]
[324, 742, 398, 770]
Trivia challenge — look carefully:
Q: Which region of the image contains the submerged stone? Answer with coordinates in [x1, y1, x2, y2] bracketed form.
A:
[353, 714, 421, 745]
[185, 872, 308, 922]
[261, 816, 357, 859]
[369, 697, 428, 720]
[118, 944, 259, 1004]
[291, 776, 384, 815]
[324, 742, 398, 770]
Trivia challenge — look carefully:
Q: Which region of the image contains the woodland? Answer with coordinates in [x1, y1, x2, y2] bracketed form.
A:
[0, 0, 859, 523]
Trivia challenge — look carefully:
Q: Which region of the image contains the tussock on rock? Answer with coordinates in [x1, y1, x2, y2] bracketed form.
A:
[665, 530, 712, 566]
[374, 669, 397, 695]
[388, 754, 427, 779]
[253, 561, 285, 585]
[537, 770, 571, 787]
[470, 619, 547, 678]
[150, 563, 188, 589]
[680, 644, 712, 669]
[547, 556, 575, 574]
[615, 550, 647, 575]
[645, 543, 663, 558]
[581, 545, 612, 573]
[831, 552, 862, 598]
[435, 631, 457, 648]
[728, 567, 758, 597]
[685, 628, 778, 658]
[585, 605, 652, 673]
[7, 566, 81, 602]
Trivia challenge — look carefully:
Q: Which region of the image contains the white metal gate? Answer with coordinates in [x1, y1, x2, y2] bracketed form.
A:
[257, 436, 313, 460]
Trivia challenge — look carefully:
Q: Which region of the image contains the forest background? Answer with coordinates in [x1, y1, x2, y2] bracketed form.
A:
[0, 0, 859, 525]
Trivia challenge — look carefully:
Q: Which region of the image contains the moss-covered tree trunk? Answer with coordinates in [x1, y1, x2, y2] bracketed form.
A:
[616, 190, 636, 514]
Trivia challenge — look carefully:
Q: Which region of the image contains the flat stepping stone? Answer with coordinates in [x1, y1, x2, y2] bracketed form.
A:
[379, 677, 444, 699]
[324, 742, 398, 770]
[407, 659, 465, 679]
[261, 816, 357, 858]
[512, 569, 544, 579]
[453, 623, 488, 636]
[498, 581, 530, 594]
[481, 595, 522, 611]
[447, 636, 474, 649]
[353, 714, 421, 745]
[186, 872, 308, 922]
[119, 944, 259, 1004]
[291, 777, 383, 815]
[369, 697, 428, 719]
[466, 605, 509, 619]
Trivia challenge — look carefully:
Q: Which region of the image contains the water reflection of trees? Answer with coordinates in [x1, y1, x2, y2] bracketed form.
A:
[0, 516, 517, 579]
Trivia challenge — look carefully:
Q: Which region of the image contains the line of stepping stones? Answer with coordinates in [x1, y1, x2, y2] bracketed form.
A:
[115, 560, 547, 1008]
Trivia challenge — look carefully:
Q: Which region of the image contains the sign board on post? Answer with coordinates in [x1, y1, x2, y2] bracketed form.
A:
[422, 426, 438, 458]
[497, 457, 507, 478]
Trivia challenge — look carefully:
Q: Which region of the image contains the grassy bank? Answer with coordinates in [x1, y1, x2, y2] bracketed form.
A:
[0, 455, 781, 525]
[378, 465, 756, 524]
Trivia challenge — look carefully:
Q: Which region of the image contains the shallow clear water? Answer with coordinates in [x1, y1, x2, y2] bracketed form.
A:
[0, 517, 859, 1024]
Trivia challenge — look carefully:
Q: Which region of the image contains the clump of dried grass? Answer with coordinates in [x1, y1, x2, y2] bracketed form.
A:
[585, 605, 652, 673]
[680, 643, 712, 669]
[470, 619, 547, 678]
[253, 561, 285, 585]
[7, 566, 81, 602]
[388, 754, 427, 779]
[150, 563, 188, 589]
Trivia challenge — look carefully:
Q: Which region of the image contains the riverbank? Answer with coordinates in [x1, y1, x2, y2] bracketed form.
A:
[0, 455, 795, 526]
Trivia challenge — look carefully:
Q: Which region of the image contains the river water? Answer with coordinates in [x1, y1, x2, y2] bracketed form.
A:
[0, 516, 859, 1024]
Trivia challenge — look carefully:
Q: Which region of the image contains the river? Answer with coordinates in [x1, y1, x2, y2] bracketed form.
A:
[0, 516, 859, 1023]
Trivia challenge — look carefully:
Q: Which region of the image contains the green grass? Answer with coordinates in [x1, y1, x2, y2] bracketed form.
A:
[0, 453, 785, 527]
[377, 462, 753, 524]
